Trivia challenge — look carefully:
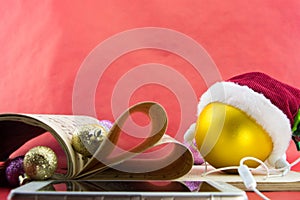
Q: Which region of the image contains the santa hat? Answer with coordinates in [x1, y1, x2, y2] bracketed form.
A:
[197, 72, 300, 166]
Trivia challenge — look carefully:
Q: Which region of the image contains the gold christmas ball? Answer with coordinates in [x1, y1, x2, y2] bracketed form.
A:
[71, 124, 108, 157]
[195, 102, 273, 169]
[23, 146, 57, 180]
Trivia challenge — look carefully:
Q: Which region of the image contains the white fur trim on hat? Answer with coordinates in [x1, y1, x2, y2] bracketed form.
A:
[197, 81, 292, 166]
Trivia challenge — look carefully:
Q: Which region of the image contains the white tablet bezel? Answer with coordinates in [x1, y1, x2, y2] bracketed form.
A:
[8, 180, 247, 200]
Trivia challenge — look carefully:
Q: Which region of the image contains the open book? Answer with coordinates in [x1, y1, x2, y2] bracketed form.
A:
[0, 102, 193, 180]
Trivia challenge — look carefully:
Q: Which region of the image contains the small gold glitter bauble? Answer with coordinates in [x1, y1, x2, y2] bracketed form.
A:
[23, 146, 58, 180]
[71, 124, 108, 157]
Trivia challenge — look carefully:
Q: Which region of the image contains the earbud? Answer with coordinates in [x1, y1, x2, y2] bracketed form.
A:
[274, 157, 290, 176]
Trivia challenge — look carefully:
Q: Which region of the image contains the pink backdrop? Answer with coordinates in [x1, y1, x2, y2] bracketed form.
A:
[1, 1, 300, 199]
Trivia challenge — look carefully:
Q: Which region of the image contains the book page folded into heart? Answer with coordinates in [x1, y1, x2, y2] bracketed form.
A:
[0, 102, 193, 180]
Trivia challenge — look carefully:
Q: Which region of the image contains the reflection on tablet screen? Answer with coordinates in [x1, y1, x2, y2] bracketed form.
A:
[38, 181, 220, 193]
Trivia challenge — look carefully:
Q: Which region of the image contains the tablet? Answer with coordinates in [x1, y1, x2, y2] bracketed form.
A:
[8, 180, 247, 200]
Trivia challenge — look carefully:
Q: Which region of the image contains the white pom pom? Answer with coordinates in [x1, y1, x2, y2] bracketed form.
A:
[184, 123, 196, 144]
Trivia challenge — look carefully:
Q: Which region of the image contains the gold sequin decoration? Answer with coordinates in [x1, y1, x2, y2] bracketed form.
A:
[71, 124, 108, 157]
[23, 146, 58, 180]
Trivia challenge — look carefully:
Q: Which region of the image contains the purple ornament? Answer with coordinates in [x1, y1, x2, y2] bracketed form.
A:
[184, 140, 204, 165]
[5, 156, 25, 187]
[184, 181, 202, 191]
[98, 120, 113, 132]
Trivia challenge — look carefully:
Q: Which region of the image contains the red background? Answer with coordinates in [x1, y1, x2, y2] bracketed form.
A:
[1, 1, 300, 199]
